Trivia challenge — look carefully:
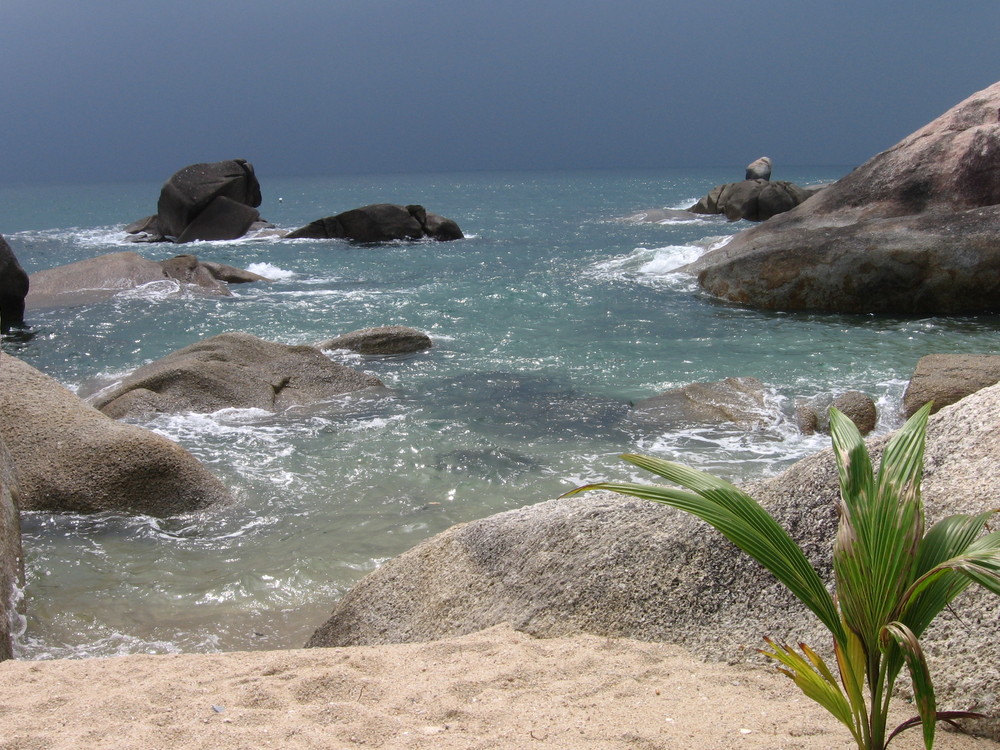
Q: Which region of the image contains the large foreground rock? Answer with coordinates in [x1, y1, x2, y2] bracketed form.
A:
[0, 354, 232, 515]
[25, 252, 260, 309]
[126, 159, 263, 243]
[287, 204, 463, 242]
[0, 236, 29, 333]
[87, 332, 385, 420]
[0, 438, 23, 661]
[684, 80, 1000, 313]
[308, 382, 1000, 738]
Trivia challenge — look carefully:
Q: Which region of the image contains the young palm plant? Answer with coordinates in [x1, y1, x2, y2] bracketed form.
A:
[564, 403, 1000, 749]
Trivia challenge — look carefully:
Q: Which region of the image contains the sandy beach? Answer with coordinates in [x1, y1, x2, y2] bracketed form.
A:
[1, 624, 996, 749]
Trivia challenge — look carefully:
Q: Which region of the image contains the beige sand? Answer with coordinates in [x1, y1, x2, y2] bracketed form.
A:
[0, 625, 996, 750]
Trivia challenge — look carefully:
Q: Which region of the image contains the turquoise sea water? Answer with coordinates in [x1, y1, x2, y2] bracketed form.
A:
[4, 167, 999, 658]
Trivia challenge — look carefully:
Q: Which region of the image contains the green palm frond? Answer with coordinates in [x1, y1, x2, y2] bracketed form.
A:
[566, 400, 1000, 750]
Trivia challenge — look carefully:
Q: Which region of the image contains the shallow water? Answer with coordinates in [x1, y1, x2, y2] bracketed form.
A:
[4, 167, 999, 658]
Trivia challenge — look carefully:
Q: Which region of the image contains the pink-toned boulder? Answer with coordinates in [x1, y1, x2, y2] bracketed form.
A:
[0, 353, 232, 516]
[684, 81, 1000, 313]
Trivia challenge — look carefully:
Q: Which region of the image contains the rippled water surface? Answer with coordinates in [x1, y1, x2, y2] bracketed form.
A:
[4, 167, 999, 658]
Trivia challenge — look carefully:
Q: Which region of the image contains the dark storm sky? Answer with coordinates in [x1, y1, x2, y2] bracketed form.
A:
[2, 0, 998, 184]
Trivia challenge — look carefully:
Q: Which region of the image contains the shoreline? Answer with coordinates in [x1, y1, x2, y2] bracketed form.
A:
[1, 624, 997, 749]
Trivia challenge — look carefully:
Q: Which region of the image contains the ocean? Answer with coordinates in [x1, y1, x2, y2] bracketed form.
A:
[3, 166, 998, 659]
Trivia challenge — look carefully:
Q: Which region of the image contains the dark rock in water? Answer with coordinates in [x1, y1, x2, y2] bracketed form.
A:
[0, 236, 29, 333]
[0, 354, 232, 516]
[629, 377, 770, 429]
[87, 331, 384, 420]
[287, 203, 463, 242]
[126, 159, 263, 243]
[745, 156, 772, 181]
[684, 80, 1000, 314]
[175, 195, 261, 243]
[24, 251, 263, 309]
[317, 326, 432, 356]
[434, 445, 538, 482]
[795, 391, 877, 435]
[0, 437, 23, 661]
[688, 179, 816, 222]
[903, 353, 1000, 417]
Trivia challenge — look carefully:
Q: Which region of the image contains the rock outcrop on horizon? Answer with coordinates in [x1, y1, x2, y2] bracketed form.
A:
[86, 332, 385, 420]
[0, 354, 232, 515]
[317, 326, 433, 356]
[25, 251, 265, 310]
[684, 80, 1000, 313]
[307, 382, 1000, 739]
[688, 179, 817, 222]
[0, 236, 29, 333]
[0, 437, 23, 662]
[126, 159, 264, 243]
[287, 203, 463, 242]
[744, 156, 772, 181]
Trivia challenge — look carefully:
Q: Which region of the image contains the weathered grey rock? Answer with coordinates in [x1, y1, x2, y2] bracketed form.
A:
[0, 437, 23, 662]
[87, 332, 384, 420]
[745, 156, 772, 181]
[903, 353, 1000, 417]
[628, 376, 770, 429]
[26, 251, 235, 309]
[619, 208, 702, 224]
[198, 260, 271, 284]
[795, 391, 878, 435]
[151, 159, 262, 242]
[317, 326, 432, 356]
[287, 204, 463, 242]
[688, 179, 813, 221]
[307, 383, 1000, 738]
[0, 354, 232, 515]
[0, 236, 29, 333]
[685, 81, 1000, 313]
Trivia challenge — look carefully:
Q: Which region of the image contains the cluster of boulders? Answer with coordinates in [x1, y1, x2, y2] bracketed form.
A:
[683, 80, 1000, 314]
[623, 155, 824, 225]
[124, 158, 464, 245]
[0, 323, 434, 659]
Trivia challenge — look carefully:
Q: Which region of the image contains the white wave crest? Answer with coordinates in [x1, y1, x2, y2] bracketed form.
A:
[588, 245, 704, 289]
[245, 262, 294, 280]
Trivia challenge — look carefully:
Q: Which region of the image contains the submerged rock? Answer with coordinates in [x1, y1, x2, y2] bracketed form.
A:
[0, 354, 232, 515]
[87, 331, 384, 420]
[24, 251, 263, 309]
[628, 376, 770, 429]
